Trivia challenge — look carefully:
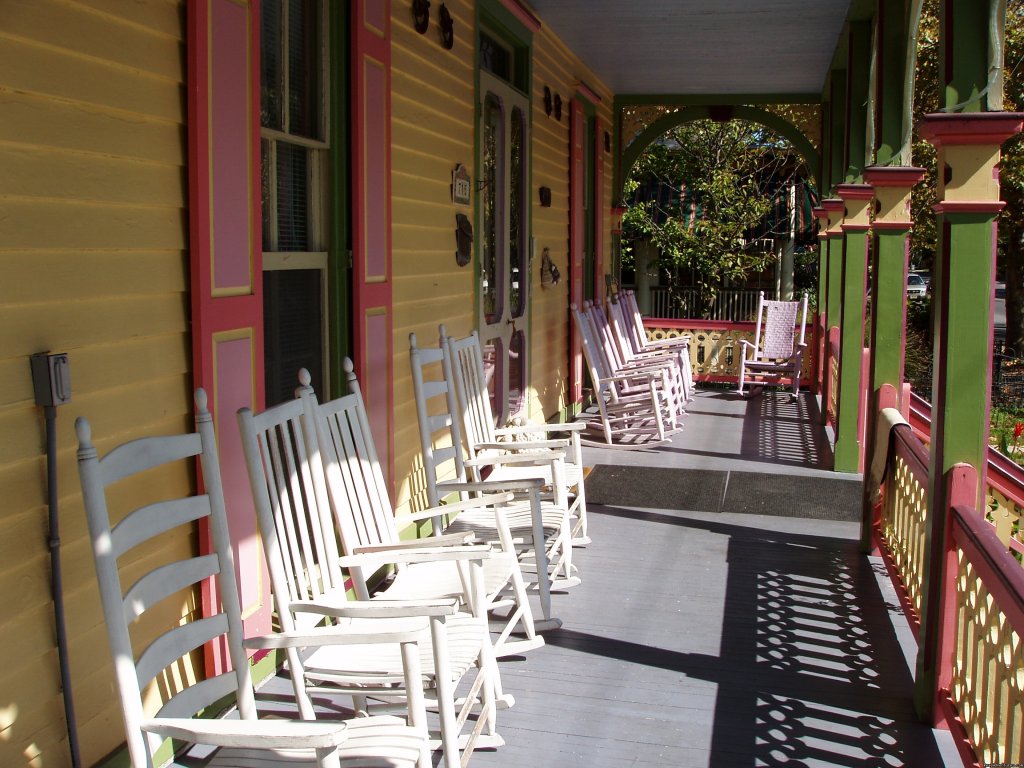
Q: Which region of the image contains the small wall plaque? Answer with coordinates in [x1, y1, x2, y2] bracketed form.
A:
[539, 186, 552, 207]
[452, 164, 471, 205]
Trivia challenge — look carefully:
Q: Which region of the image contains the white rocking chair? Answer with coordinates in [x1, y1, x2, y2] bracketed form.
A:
[737, 291, 809, 396]
[238, 376, 511, 768]
[442, 326, 591, 547]
[569, 302, 678, 446]
[76, 390, 428, 768]
[410, 332, 570, 635]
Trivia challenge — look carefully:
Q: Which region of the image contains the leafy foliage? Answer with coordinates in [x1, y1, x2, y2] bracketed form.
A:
[623, 120, 812, 313]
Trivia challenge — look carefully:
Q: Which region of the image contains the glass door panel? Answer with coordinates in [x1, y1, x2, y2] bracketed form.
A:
[478, 71, 529, 425]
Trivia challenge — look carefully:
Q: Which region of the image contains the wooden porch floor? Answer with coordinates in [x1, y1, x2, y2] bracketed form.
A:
[257, 389, 959, 766]
[464, 389, 959, 767]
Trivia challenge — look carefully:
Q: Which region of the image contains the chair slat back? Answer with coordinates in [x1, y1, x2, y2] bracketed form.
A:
[302, 363, 401, 555]
[444, 329, 499, 454]
[571, 303, 613, 392]
[77, 391, 256, 767]
[754, 292, 809, 360]
[587, 302, 627, 371]
[238, 395, 346, 631]
[606, 298, 638, 364]
[409, 332, 471, 514]
[620, 291, 648, 355]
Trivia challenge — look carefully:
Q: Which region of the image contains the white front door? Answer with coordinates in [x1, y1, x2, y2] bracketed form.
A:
[478, 71, 529, 425]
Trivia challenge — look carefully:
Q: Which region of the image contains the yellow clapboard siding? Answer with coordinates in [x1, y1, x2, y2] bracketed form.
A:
[0, 35, 183, 122]
[0, 334, 188, 417]
[0, 294, 188, 360]
[0, 695, 71, 768]
[0, 91, 183, 162]
[0, 251, 187, 306]
[0, 144, 185, 206]
[74, 0, 183, 36]
[1, 0, 182, 79]
[0, 2, 190, 766]
[0, 198, 187, 251]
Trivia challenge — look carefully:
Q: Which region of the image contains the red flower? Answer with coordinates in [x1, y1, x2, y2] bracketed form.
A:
[1014, 422, 1024, 441]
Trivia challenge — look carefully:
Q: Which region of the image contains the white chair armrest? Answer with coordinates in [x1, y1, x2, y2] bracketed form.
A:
[354, 530, 476, 549]
[279, 598, 459, 621]
[404, 492, 517, 523]
[337, 543, 493, 570]
[475, 439, 567, 451]
[436, 478, 544, 493]
[143, 717, 352, 750]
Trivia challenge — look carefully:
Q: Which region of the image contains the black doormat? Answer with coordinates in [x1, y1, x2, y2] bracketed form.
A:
[721, 471, 861, 521]
[585, 465, 728, 512]
[585, 465, 861, 521]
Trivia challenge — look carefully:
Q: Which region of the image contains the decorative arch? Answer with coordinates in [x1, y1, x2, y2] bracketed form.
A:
[619, 104, 822, 198]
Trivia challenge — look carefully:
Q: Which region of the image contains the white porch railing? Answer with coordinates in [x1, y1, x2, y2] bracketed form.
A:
[648, 287, 763, 322]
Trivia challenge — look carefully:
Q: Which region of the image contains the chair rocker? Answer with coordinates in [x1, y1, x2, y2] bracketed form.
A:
[238, 380, 511, 768]
[77, 390, 428, 768]
[442, 326, 591, 547]
[410, 333, 570, 639]
[737, 291, 809, 396]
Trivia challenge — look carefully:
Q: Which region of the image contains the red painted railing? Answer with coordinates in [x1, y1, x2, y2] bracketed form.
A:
[906, 390, 1024, 559]
[873, 394, 1024, 767]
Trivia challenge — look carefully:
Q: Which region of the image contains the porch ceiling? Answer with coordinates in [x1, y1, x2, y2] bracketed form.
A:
[528, 0, 857, 100]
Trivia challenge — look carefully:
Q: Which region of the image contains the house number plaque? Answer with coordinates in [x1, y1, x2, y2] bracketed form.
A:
[452, 164, 471, 206]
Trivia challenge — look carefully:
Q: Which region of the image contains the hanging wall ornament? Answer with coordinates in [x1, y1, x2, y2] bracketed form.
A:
[543, 86, 553, 117]
[553, 93, 562, 121]
[412, 0, 430, 34]
[455, 213, 473, 266]
[439, 4, 454, 50]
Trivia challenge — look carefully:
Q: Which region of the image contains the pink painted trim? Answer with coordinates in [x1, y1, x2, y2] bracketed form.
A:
[932, 200, 1007, 215]
[645, 317, 755, 332]
[934, 690, 982, 767]
[871, 221, 914, 231]
[499, 0, 541, 32]
[593, 115, 605, 305]
[352, 0, 394, 492]
[840, 223, 871, 232]
[187, 0, 267, 676]
[821, 198, 845, 213]
[917, 111, 1024, 147]
[863, 166, 927, 187]
[878, 382, 898, 411]
[835, 183, 874, 201]
[575, 80, 602, 105]
[952, 503, 1024, 633]
[568, 99, 585, 404]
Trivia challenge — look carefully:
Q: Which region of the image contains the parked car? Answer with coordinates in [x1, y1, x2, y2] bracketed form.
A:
[907, 272, 928, 298]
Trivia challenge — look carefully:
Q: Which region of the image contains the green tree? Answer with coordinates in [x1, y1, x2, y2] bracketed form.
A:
[623, 120, 812, 314]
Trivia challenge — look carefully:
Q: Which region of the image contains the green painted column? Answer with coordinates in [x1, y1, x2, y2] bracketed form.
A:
[860, 166, 925, 547]
[813, 206, 830, 396]
[874, 0, 913, 166]
[913, 112, 1024, 720]
[845, 21, 872, 180]
[828, 73, 847, 192]
[823, 199, 846, 335]
[833, 185, 873, 473]
[820, 200, 845, 428]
